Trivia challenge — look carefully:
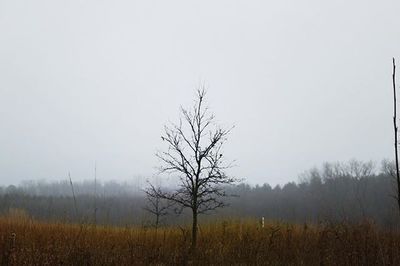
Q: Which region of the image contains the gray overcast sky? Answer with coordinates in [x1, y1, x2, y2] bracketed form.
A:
[1, 0, 400, 186]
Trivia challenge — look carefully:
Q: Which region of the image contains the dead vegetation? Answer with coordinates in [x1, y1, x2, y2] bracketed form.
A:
[1, 213, 400, 265]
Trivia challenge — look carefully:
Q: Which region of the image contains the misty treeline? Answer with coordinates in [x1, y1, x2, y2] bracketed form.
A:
[0, 159, 398, 227]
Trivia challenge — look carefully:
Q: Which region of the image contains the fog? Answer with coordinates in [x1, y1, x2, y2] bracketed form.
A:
[1, 0, 400, 186]
[1, 160, 398, 227]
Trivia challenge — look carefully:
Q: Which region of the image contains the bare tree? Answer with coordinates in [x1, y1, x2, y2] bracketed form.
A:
[146, 88, 238, 250]
[392, 58, 400, 215]
[143, 184, 172, 229]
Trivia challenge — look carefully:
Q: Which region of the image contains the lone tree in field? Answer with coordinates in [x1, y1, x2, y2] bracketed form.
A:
[146, 88, 237, 250]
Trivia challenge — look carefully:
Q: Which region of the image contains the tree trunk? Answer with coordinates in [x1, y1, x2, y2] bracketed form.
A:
[155, 213, 159, 230]
[191, 208, 198, 251]
[393, 58, 400, 215]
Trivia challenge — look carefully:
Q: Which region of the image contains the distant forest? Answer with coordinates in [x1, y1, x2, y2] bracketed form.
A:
[0, 159, 398, 227]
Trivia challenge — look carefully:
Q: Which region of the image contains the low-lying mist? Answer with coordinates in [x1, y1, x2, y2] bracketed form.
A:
[0, 159, 398, 227]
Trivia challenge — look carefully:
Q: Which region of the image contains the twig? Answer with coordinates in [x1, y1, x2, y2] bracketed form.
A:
[69, 172, 78, 218]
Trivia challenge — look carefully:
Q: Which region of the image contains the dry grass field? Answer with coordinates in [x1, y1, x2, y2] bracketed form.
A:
[1, 210, 400, 265]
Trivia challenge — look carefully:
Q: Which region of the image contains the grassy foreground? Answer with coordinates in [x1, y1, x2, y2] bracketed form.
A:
[1, 214, 400, 265]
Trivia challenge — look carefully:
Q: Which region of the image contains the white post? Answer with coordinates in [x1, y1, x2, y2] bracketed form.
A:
[261, 216, 265, 228]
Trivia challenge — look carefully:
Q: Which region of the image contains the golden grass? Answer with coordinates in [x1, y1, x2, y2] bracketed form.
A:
[1, 214, 400, 265]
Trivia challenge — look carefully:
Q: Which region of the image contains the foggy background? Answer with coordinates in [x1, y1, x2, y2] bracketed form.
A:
[1, 0, 400, 186]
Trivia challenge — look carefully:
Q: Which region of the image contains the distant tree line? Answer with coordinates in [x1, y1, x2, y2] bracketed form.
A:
[0, 159, 398, 227]
[222, 160, 398, 227]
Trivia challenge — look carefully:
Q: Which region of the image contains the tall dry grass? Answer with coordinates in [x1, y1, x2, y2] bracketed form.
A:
[1, 212, 400, 265]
